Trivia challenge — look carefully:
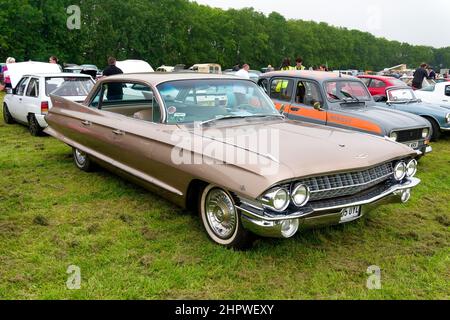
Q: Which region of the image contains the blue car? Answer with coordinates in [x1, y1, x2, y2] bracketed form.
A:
[375, 86, 450, 140]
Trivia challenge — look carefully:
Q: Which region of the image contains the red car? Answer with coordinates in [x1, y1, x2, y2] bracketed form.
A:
[358, 75, 408, 97]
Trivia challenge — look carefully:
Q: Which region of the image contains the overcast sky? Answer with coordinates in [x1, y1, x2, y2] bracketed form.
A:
[193, 0, 450, 48]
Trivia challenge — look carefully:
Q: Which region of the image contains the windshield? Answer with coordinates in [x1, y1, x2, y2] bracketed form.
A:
[46, 77, 94, 97]
[157, 79, 280, 124]
[325, 80, 372, 102]
[387, 88, 417, 102]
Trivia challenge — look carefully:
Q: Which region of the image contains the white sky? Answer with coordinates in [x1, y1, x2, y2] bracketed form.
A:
[192, 0, 450, 48]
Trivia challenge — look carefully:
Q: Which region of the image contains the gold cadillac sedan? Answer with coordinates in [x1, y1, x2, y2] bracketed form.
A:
[45, 73, 420, 249]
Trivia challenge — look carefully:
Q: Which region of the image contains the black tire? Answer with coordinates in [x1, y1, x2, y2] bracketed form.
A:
[199, 185, 255, 250]
[28, 114, 44, 137]
[3, 103, 15, 124]
[425, 117, 441, 141]
[72, 148, 94, 172]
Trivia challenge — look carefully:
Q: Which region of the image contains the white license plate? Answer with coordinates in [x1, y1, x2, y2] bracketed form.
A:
[340, 206, 361, 223]
[406, 141, 419, 149]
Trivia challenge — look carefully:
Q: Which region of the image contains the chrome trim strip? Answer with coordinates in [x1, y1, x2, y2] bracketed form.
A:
[44, 127, 183, 196]
[236, 205, 313, 222]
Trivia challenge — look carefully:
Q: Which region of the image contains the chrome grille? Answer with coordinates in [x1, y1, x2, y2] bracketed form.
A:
[395, 129, 423, 142]
[298, 162, 394, 201]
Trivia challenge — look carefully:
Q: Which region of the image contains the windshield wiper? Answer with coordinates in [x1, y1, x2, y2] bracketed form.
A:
[199, 114, 283, 127]
[340, 90, 360, 102]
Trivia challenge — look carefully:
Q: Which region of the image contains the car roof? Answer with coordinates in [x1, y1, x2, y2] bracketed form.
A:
[23, 73, 93, 78]
[102, 72, 249, 86]
[260, 70, 356, 82]
[358, 74, 397, 81]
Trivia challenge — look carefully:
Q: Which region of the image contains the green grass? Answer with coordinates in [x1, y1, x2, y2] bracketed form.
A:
[0, 92, 449, 300]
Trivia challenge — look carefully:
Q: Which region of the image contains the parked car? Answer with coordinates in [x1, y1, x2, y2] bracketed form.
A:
[374, 86, 450, 140]
[400, 75, 435, 89]
[259, 71, 432, 157]
[45, 73, 420, 249]
[414, 82, 450, 107]
[115, 60, 154, 74]
[223, 70, 260, 83]
[189, 63, 222, 74]
[156, 65, 175, 72]
[64, 65, 99, 80]
[3, 73, 95, 136]
[358, 75, 408, 97]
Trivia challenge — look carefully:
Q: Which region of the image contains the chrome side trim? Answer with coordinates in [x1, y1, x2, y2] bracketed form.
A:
[44, 127, 184, 196]
[236, 205, 313, 222]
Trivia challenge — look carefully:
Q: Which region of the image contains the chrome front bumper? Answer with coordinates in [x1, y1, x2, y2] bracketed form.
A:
[238, 177, 421, 238]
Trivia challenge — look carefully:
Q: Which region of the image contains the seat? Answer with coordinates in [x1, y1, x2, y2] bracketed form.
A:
[133, 109, 153, 121]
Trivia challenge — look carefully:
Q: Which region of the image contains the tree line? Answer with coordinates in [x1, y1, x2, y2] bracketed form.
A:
[0, 0, 449, 71]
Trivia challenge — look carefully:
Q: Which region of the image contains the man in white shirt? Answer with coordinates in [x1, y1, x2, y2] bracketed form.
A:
[235, 64, 250, 79]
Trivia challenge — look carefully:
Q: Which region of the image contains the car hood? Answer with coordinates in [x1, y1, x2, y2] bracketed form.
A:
[390, 101, 450, 112]
[337, 105, 430, 132]
[184, 119, 415, 183]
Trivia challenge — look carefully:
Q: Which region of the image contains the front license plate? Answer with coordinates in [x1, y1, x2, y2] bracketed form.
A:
[406, 141, 419, 149]
[340, 206, 361, 223]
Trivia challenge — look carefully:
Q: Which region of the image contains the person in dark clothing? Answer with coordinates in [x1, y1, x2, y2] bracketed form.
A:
[103, 57, 124, 101]
[412, 63, 430, 89]
[427, 67, 436, 80]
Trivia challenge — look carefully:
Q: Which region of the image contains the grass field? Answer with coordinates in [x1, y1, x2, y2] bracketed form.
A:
[0, 92, 449, 300]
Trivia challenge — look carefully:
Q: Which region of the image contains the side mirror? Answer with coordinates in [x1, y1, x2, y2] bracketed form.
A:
[279, 104, 286, 114]
[313, 101, 324, 111]
[5, 88, 13, 95]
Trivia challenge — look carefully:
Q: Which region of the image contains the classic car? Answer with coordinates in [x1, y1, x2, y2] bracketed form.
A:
[3, 72, 95, 136]
[189, 63, 222, 74]
[115, 60, 154, 74]
[259, 71, 432, 157]
[414, 82, 450, 107]
[374, 86, 450, 140]
[45, 73, 420, 249]
[358, 75, 408, 97]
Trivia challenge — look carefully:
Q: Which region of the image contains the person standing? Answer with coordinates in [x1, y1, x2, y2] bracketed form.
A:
[427, 66, 436, 80]
[280, 58, 293, 71]
[102, 57, 124, 101]
[49, 56, 63, 71]
[102, 57, 123, 77]
[412, 63, 430, 89]
[235, 64, 250, 79]
[295, 57, 305, 70]
[3, 57, 16, 90]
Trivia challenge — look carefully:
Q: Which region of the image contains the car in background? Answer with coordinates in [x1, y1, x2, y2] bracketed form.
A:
[189, 63, 221, 74]
[45, 73, 421, 249]
[115, 60, 154, 74]
[3, 73, 95, 136]
[64, 65, 99, 80]
[156, 65, 175, 72]
[259, 71, 432, 156]
[374, 86, 450, 140]
[400, 75, 435, 89]
[223, 70, 260, 83]
[414, 82, 450, 107]
[358, 75, 408, 97]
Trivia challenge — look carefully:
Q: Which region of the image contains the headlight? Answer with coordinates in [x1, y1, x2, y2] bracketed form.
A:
[291, 184, 310, 207]
[389, 132, 398, 141]
[446, 113, 450, 124]
[422, 128, 429, 139]
[280, 219, 300, 238]
[262, 188, 290, 212]
[406, 159, 418, 177]
[394, 162, 407, 181]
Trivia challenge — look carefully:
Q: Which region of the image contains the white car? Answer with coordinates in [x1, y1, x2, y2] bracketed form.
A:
[3, 73, 95, 136]
[414, 82, 450, 107]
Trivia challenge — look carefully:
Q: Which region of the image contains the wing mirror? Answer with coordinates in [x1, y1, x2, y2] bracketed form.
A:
[313, 102, 324, 111]
[5, 88, 13, 95]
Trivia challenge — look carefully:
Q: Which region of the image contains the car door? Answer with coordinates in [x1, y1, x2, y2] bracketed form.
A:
[267, 77, 295, 115]
[287, 79, 326, 125]
[8, 77, 29, 121]
[20, 77, 40, 122]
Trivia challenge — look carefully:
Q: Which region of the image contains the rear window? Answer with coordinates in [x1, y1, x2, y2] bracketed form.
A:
[46, 77, 94, 97]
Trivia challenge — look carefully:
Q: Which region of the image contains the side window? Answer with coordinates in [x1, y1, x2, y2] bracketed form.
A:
[258, 79, 268, 94]
[26, 78, 39, 98]
[445, 85, 450, 97]
[270, 78, 294, 102]
[295, 81, 324, 107]
[369, 79, 386, 88]
[360, 78, 371, 87]
[16, 77, 29, 96]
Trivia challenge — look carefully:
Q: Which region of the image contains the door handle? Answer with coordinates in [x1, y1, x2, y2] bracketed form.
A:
[81, 120, 91, 126]
[290, 107, 300, 112]
[112, 129, 125, 136]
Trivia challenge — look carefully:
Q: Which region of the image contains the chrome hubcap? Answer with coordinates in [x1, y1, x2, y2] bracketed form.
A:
[205, 189, 237, 240]
[75, 149, 87, 166]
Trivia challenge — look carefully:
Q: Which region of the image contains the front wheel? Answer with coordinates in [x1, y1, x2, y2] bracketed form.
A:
[199, 185, 255, 250]
[427, 118, 441, 141]
[3, 104, 15, 124]
[73, 148, 94, 172]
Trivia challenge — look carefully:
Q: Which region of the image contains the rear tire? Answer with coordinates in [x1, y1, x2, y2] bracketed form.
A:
[3, 103, 15, 124]
[199, 184, 255, 250]
[73, 148, 94, 172]
[28, 114, 43, 136]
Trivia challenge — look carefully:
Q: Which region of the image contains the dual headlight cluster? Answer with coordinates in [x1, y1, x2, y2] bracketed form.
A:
[261, 184, 310, 213]
[394, 159, 418, 181]
[389, 128, 429, 142]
